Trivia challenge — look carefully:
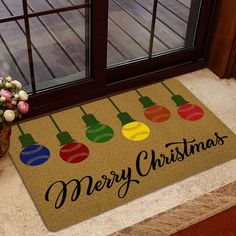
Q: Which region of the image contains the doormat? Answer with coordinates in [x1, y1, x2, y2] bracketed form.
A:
[9, 79, 236, 231]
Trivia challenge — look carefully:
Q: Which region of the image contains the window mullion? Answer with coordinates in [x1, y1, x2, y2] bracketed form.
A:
[22, 0, 36, 94]
[91, 0, 109, 88]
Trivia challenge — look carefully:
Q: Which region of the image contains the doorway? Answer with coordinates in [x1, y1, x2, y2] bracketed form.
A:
[0, 0, 215, 118]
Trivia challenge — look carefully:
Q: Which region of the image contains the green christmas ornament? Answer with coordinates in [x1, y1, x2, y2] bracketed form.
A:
[80, 106, 114, 143]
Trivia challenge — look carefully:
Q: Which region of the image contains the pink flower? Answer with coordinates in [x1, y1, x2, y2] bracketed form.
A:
[11, 99, 17, 106]
[17, 101, 29, 114]
[0, 89, 12, 99]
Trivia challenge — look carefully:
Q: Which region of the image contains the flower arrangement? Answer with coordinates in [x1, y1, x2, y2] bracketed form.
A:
[0, 75, 29, 128]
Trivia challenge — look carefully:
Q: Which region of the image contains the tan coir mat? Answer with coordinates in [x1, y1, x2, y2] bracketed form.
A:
[9, 79, 236, 231]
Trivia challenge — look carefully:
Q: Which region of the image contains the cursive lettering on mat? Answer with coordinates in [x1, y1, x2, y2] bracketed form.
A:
[45, 132, 228, 209]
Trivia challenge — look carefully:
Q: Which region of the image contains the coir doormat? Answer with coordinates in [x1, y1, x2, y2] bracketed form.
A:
[9, 79, 236, 231]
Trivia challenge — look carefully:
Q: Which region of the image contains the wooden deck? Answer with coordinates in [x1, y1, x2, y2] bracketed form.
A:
[0, 0, 191, 90]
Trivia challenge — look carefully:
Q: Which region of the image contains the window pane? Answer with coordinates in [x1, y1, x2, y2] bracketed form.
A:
[107, 0, 153, 66]
[29, 9, 89, 91]
[152, 0, 202, 54]
[0, 21, 32, 93]
[0, 0, 23, 20]
[107, 0, 202, 67]
[27, 0, 88, 13]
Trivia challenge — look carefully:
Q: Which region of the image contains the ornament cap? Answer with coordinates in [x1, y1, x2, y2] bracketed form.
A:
[171, 95, 189, 107]
[57, 131, 75, 146]
[117, 112, 135, 126]
[19, 134, 37, 148]
[139, 96, 156, 108]
[82, 114, 99, 127]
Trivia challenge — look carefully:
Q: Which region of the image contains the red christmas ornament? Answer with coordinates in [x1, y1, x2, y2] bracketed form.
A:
[171, 95, 204, 121]
[60, 141, 89, 163]
[161, 82, 204, 122]
[177, 103, 204, 121]
[49, 114, 89, 164]
[57, 131, 89, 164]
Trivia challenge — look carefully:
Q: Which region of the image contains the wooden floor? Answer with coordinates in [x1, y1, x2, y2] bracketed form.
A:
[0, 0, 191, 89]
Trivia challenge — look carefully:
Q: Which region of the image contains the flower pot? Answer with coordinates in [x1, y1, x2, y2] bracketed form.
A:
[0, 125, 11, 157]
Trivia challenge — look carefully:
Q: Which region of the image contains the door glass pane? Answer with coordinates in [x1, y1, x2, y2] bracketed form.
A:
[0, 1, 90, 93]
[0, 0, 23, 20]
[0, 21, 32, 93]
[29, 8, 89, 91]
[27, 0, 87, 13]
[107, 0, 202, 67]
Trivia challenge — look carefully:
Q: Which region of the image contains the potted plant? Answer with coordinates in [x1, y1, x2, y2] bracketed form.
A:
[0, 75, 29, 157]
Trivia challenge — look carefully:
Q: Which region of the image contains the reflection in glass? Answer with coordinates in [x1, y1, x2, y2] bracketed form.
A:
[27, 0, 88, 13]
[107, 0, 202, 67]
[0, 0, 23, 20]
[0, 21, 32, 93]
[28, 9, 89, 91]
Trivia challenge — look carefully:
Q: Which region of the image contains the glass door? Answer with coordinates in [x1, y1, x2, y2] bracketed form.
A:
[107, 0, 202, 67]
[0, 0, 215, 118]
[0, 0, 91, 93]
[107, 0, 207, 82]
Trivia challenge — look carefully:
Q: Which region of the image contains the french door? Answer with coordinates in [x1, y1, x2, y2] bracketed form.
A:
[0, 0, 216, 119]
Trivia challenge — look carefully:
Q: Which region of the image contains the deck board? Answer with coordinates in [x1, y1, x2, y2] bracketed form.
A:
[2, 0, 23, 16]
[108, 18, 147, 60]
[114, 0, 184, 49]
[46, 0, 127, 66]
[0, 20, 54, 84]
[28, 17, 79, 75]
[1, 0, 71, 82]
[0, 0, 191, 88]
[134, 0, 187, 38]
[109, 0, 168, 54]
[177, 0, 191, 8]
[0, 36, 27, 85]
[28, 1, 85, 72]
[159, 0, 189, 22]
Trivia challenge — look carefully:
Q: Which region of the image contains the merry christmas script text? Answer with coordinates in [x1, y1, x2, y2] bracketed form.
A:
[45, 132, 228, 209]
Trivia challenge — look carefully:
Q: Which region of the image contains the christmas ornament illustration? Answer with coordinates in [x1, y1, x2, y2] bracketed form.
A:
[79, 106, 114, 143]
[108, 97, 150, 141]
[17, 124, 50, 166]
[49, 114, 89, 164]
[161, 81, 204, 121]
[135, 89, 171, 122]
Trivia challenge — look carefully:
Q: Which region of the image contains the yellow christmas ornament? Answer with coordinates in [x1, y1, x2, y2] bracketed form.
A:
[108, 97, 150, 141]
[122, 121, 150, 141]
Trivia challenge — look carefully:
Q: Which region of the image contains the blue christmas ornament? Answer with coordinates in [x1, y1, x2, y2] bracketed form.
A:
[20, 143, 50, 166]
[17, 125, 50, 166]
